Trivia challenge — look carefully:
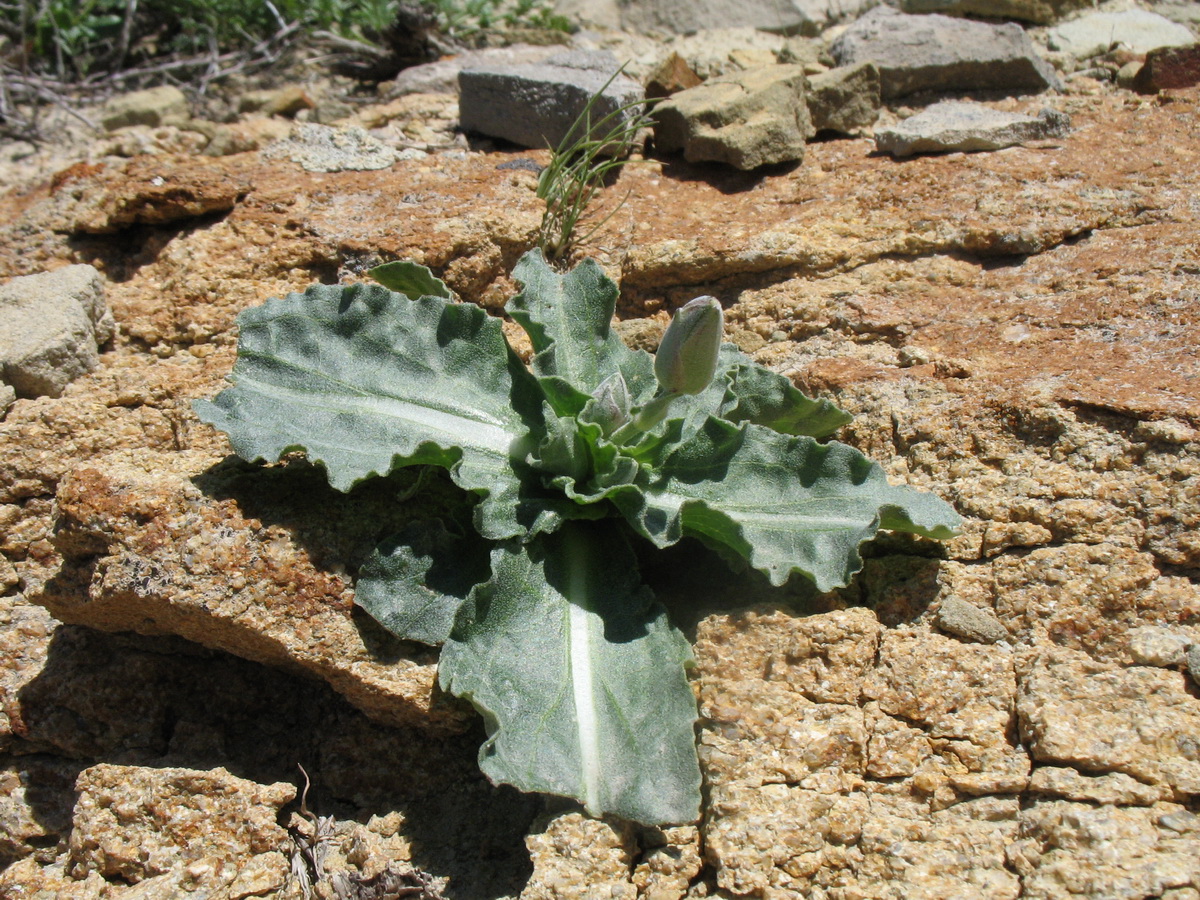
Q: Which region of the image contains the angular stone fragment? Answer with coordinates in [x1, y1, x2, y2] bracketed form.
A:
[1134, 43, 1200, 92]
[1028, 766, 1170, 805]
[654, 65, 813, 170]
[0, 266, 113, 400]
[68, 764, 293, 886]
[458, 50, 644, 151]
[901, 0, 1094, 25]
[935, 595, 1009, 643]
[1018, 646, 1200, 796]
[1128, 624, 1193, 667]
[1048, 10, 1196, 59]
[831, 7, 1063, 98]
[876, 101, 1070, 157]
[620, 0, 876, 37]
[100, 85, 189, 131]
[646, 51, 703, 100]
[808, 61, 881, 135]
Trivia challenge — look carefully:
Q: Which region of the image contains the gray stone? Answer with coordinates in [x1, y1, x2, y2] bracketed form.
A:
[100, 85, 189, 131]
[1048, 10, 1196, 60]
[618, 0, 877, 37]
[1188, 643, 1200, 686]
[1128, 625, 1192, 667]
[458, 50, 644, 151]
[831, 7, 1064, 98]
[654, 65, 813, 170]
[935, 595, 1010, 643]
[0, 266, 112, 400]
[876, 101, 1070, 157]
[808, 62, 881, 135]
[1, 382, 14, 417]
[388, 44, 557, 97]
[261, 123, 399, 172]
[661, 28, 788, 79]
[901, 0, 1094, 26]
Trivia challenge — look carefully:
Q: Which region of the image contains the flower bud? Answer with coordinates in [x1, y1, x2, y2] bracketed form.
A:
[655, 296, 723, 395]
[585, 372, 631, 435]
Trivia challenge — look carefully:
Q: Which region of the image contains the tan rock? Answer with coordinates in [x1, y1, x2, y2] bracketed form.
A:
[522, 812, 636, 900]
[1018, 646, 1200, 797]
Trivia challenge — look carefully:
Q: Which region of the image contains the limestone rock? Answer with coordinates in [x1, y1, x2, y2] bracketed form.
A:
[42, 447, 469, 732]
[0, 383, 12, 416]
[1128, 624, 1193, 667]
[1048, 9, 1196, 59]
[458, 50, 644, 150]
[0, 265, 113, 400]
[1190, 643, 1200, 686]
[831, 7, 1064, 98]
[807, 61, 881, 135]
[935, 595, 1009, 643]
[1009, 801, 1200, 899]
[1134, 43, 1200, 92]
[646, 51, 704, 100]
[67, 764, 293, 886]
[100, 85, 189, 131]
[262, 123, 400, 172]
[901, 0, 1093, 25]
[876, 101, 1070, 157]
[523, 812, 637, 900]
[1017, 646, 1200, 797]
[387, 44, 557, 97]
[1028, 766, 1170, 805]
[619, 0, 877, 37]
[660, 27, 789, 79]
[237, 84, 316, 117]
[654, 64, 813, 170]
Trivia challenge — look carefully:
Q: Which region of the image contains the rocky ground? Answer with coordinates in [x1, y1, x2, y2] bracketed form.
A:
[1, 1, 1199, 898]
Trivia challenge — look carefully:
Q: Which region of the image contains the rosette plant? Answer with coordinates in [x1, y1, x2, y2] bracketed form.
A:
[194, 251, 960, 825]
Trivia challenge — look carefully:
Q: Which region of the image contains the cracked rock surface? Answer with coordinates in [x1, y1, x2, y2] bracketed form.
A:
[0, 56, 1197, 900]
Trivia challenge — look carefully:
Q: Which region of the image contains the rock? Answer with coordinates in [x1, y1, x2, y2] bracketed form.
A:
[237, 84, 316, 117]
[0, 756, 78, 863]
[67, 764, 293, 887]
[0, 383, 13, 417]
[43, 447, 469, 732]
[876, 101, 1070, 157]
[261, 122, 399, 172]
[1029, 766, 1169, 805]
[660, 27, 789, 79]
[523, 813, 637, 900]
[653, 65, 814, 170]
[620, 0, 877, 37]
[100, 85, 189, 131]
[901, 0, 1093, 25]
[1134, 43, 1200, 92]
[458, 49, 644, 151]
[1048, 10, 1196, 59]
[202, 116, 292, 156]
[807, 61, 881, 135]
[1018, 646, 1200, 797]
[1128, 624, 1193, 667]
[831, 7, 1064, 98]
[388, 44, 556, 97]
[935, 595, 1009, 643]
[0, 265, 113, 400]
[646, 51, 704, 100]
[1189, 643, 1200, 686]
[1009, 801, 1200, 899]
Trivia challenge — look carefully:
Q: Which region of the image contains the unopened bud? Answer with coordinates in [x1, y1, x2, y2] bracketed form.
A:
[655, 296, 723, 395]
[585, 372, 631, 435]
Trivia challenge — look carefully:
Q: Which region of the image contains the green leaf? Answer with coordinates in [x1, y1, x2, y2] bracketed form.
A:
[192, 283, 544, 540]
[721, 363, 851, 439]
[356, 521, 492, 646]
[368, 260, 453, 300]
[439, 521, 701, 826]
[507, 251, 657, 405]
[612, 418, 961, 591]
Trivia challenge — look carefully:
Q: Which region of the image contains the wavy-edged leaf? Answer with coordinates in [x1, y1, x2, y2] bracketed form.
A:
[507, 251, 657, 407]
[612, 418, 962, 591]
[439, 521, 701, 826]
[193, 283, 544, 539]
[356, 521, 492, 646]
[369, 260, 452, 300]
[721, 363, 851, 438]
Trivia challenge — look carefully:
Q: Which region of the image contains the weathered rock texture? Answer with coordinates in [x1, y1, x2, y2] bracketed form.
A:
[832, 7, 1064, 98]
[875, 101, 1069, 157]
[0, 61, 1198, 900]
